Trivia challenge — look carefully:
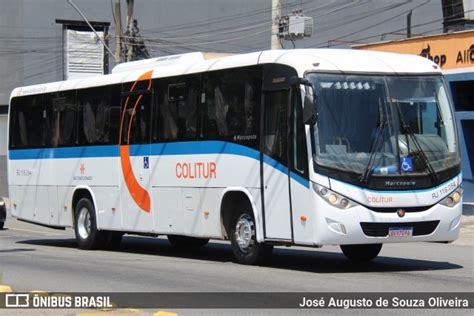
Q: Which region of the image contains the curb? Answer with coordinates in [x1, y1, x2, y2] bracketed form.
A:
[154, 312, 179, 316]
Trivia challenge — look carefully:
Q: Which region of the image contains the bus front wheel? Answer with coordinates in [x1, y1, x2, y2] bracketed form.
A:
[230, 209, 272, 265]
[74, 198, 108, 250]
[340, 243, 382, 263]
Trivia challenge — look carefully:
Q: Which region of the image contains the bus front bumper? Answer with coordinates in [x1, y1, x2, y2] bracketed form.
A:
[312, 196, 463, 246]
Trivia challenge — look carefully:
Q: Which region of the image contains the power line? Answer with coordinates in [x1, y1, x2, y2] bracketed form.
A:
[321, 0, 430, 47]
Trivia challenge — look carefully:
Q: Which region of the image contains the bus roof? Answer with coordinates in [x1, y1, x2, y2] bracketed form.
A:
[10, 49, 441, 99]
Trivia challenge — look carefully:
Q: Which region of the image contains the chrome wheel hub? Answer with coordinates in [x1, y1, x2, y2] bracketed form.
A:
[77, 207, 91, 239]
[234, 214, 255, 253]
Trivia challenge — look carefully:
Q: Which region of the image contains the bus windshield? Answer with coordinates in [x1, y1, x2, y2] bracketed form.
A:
[308, 74, 460, 181]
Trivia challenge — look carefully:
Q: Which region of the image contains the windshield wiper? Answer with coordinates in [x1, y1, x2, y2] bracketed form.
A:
[361, 120, 387, 183]
[395, 104, 439, 184]
[361, 99, 387, 183]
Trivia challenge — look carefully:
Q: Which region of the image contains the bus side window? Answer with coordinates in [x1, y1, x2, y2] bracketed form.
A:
[156, 76, 199, 142]
[291, 90, 308, 176]
[263, 90, 289, 166]
[44, 91, 76, 148]
[9, 95, 44, 149]
[77, 86, 120, 146]
[202, 67, 260, 148]
[124, 93, 151, 144]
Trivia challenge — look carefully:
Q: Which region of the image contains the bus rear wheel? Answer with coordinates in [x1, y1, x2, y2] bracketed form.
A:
[340, 243, 382, 263]
[230, 209, 272, 265]
[74, 198, 108, 250]
[167, 235, 209, 248]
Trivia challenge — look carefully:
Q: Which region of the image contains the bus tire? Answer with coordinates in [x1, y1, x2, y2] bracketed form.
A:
[74, 198, 107, 250]
[104, 231, 124, 250]
[340, 243, 382, 263]
[229, 208, 272, 265]
[167, 235, 209, 248]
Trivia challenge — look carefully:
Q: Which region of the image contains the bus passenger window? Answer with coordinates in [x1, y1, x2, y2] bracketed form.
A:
[9, 95, 44, 149]
[44, 91, 76, 148]
[155, 76, 199, 141]
[121, 93, 151, 145]
[77, 86, 120, 146]
[201, 67, 261, 148]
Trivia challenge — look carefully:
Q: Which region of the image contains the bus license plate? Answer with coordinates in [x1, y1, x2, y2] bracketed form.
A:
[388, 227, 413, 237]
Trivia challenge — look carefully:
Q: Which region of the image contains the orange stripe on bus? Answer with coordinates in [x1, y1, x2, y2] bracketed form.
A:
[119, 70, 153, 213]
[120, 145, 151, 212]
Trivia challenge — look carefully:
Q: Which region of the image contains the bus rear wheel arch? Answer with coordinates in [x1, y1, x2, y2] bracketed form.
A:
[340, 243, 382, 263]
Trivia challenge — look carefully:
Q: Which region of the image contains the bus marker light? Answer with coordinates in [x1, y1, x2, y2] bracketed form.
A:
[203, 210, 210, 217]
[300, 215, 307, 222]
[111, 207, 116, 212]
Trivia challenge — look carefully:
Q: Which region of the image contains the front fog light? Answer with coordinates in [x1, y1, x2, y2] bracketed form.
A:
[329, 194, 338, 204]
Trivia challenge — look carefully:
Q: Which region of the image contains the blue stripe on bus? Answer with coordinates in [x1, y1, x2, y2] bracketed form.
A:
[8, 141, 309, 188]
[8, 145, 119, 160]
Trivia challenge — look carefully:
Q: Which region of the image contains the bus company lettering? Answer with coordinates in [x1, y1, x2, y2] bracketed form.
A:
[176, 162, 216, 179]
[367, 196, 393, 204]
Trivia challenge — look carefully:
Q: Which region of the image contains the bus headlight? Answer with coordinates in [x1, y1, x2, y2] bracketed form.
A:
[440, 185, 463, 207]
[313, 183, 357, 209]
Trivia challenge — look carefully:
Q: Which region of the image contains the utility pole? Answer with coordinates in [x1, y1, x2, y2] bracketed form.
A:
[271, 0, 282, 49]
[126, 0, 134, 61]
[407, 10, 412, 38]
[114, 0, 122, 63]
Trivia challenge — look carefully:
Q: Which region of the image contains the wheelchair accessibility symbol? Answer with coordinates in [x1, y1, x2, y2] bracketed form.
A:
[400, 156, 414, 172]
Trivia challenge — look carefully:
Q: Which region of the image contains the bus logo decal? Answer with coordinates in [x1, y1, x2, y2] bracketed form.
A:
[119, 70, 153, 213]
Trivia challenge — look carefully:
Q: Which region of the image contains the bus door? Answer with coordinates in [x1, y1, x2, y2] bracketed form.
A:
[262, 90, 292, 241]
[119, 81, 154, 231]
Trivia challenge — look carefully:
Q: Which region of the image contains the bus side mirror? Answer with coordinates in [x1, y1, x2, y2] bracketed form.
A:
[290, 77, 318, 125]
[303, 86, 317, 125]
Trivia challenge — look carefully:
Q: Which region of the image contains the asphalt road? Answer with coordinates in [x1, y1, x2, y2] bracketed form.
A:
[1, 211, 473, 315]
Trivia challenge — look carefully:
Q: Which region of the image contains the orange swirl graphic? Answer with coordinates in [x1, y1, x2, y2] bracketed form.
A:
[119, 70, 153, 212]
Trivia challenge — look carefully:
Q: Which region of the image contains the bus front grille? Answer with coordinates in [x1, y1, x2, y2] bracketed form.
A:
[360, 221, 440, 237]
[366, 205, 434, 213]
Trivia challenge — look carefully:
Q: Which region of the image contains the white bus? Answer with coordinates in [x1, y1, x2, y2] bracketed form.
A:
[8, 49, 463, 264]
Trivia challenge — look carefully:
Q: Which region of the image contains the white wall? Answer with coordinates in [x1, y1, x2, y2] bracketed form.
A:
[0, 115, 7, 156]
